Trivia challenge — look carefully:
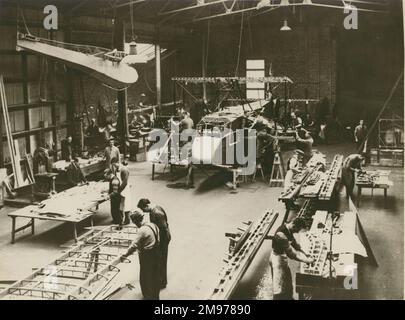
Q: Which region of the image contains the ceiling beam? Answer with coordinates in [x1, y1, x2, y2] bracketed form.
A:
[113, 0, 147, 9]
[255, 0, 387, 14]
[159, 0, 235, 16]
[189, 0, 387, 23]
[192, 5, 259, 22]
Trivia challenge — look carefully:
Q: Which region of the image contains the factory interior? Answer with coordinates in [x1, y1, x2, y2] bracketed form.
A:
[0, 0, 403, 301]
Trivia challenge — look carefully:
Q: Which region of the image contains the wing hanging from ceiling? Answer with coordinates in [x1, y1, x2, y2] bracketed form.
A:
[16, 33, 143, 90]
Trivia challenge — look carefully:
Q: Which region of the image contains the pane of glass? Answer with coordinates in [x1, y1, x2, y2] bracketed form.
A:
[246, 59, 265, 70]
[42, 106, 53, 126]
[29, 107, 42, 129]
[44, 131, 54, 149]
[58, 102, 67, 123]
[30, 134, 38, 153]
[12, 110, 25, 132]
[247, 90, 265, 100]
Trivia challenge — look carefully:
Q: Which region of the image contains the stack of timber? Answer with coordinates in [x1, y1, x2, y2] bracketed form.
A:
[318, 155, 343, 201]
[209, 210, 279, 300]
[0, 75, 26, 188]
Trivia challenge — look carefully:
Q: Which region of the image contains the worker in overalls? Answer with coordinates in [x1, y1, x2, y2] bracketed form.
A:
[138, 198, 171, 289]
[342, 154, 365, 199]
[105, 157, 132, 225]
[270, 217, 314, 300]
[122, 211, 161, 300]
[283, 150, 304, 211]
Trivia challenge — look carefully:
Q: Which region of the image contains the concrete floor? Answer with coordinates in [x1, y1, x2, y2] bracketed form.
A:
[0, 142, 403, 299]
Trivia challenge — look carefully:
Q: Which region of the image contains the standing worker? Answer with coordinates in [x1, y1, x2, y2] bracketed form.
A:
[354, 119, 368, 160]
[104, 138, 120, 169]
[61, 135, 74, 161]
[121, 211, 161, 300]
[104, 157, 132, 225]
[108, 177, 124, 225]
[341, 154, 365, 199]
[137, 198, 171, 289]
[270, 217, 314, 300]
[354, 120, 368, 151]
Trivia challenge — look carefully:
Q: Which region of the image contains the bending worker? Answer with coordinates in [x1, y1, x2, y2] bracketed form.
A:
[121, 211, 161, 300]
[270, 217, 314, 300]
[295, 128, 314, 164]
[342, 153, 365, 199]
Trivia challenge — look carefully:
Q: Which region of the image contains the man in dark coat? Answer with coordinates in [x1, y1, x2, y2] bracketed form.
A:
[61, 136, 74, 161]
[66, 157, 87, 188]
[138, 198, 171, 289]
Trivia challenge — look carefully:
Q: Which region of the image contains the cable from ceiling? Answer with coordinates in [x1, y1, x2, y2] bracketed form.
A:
[130, 1, 135, 41]
[247, 15, 254, 55]
[144, 69, 156, 94]
[205, 19, 211, 73]
[234, 11, 244, 77]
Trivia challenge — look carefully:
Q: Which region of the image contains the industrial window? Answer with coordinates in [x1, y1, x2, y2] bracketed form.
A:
[28, 106, 53, 130]
[58, 102, 67, 124]
[2, 137, 27, 164]
[246, 59, 265, 100]
[1, 110, 26, 134]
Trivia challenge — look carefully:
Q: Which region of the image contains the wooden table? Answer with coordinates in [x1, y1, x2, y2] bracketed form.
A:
[8, 181, 109, 244]
[53, 157, 106, 177]
[356, 170, 393, 207]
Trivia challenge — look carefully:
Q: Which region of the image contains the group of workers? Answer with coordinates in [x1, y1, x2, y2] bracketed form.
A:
[121, 199, 171, 300]
[59, 107, 370, 301]
[269, 115, 369, 300]
[63, 131, 171, 300]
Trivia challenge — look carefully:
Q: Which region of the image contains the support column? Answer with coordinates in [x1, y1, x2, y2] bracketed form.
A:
[202, 34, 207, 102]
[155, 30, 162, 110]
[65, 16, 75, 138]
[21, 53, 30, 154]
[113, 17, 128, 155]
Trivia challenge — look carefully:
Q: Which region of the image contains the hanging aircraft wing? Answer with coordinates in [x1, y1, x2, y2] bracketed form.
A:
[16, 34, 138, 90]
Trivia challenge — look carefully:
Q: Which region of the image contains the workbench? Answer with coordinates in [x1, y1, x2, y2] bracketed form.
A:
[8, 181, 109, 244]
[295, 208, 377, 299]
[53, 156, 106, 177]
[356, 170, 393, 207]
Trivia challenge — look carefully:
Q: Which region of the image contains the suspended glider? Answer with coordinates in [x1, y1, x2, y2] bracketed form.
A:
[16, 33, 145, 90]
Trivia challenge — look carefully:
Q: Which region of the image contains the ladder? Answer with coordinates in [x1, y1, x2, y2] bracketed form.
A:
[269, 151, 285, 187]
